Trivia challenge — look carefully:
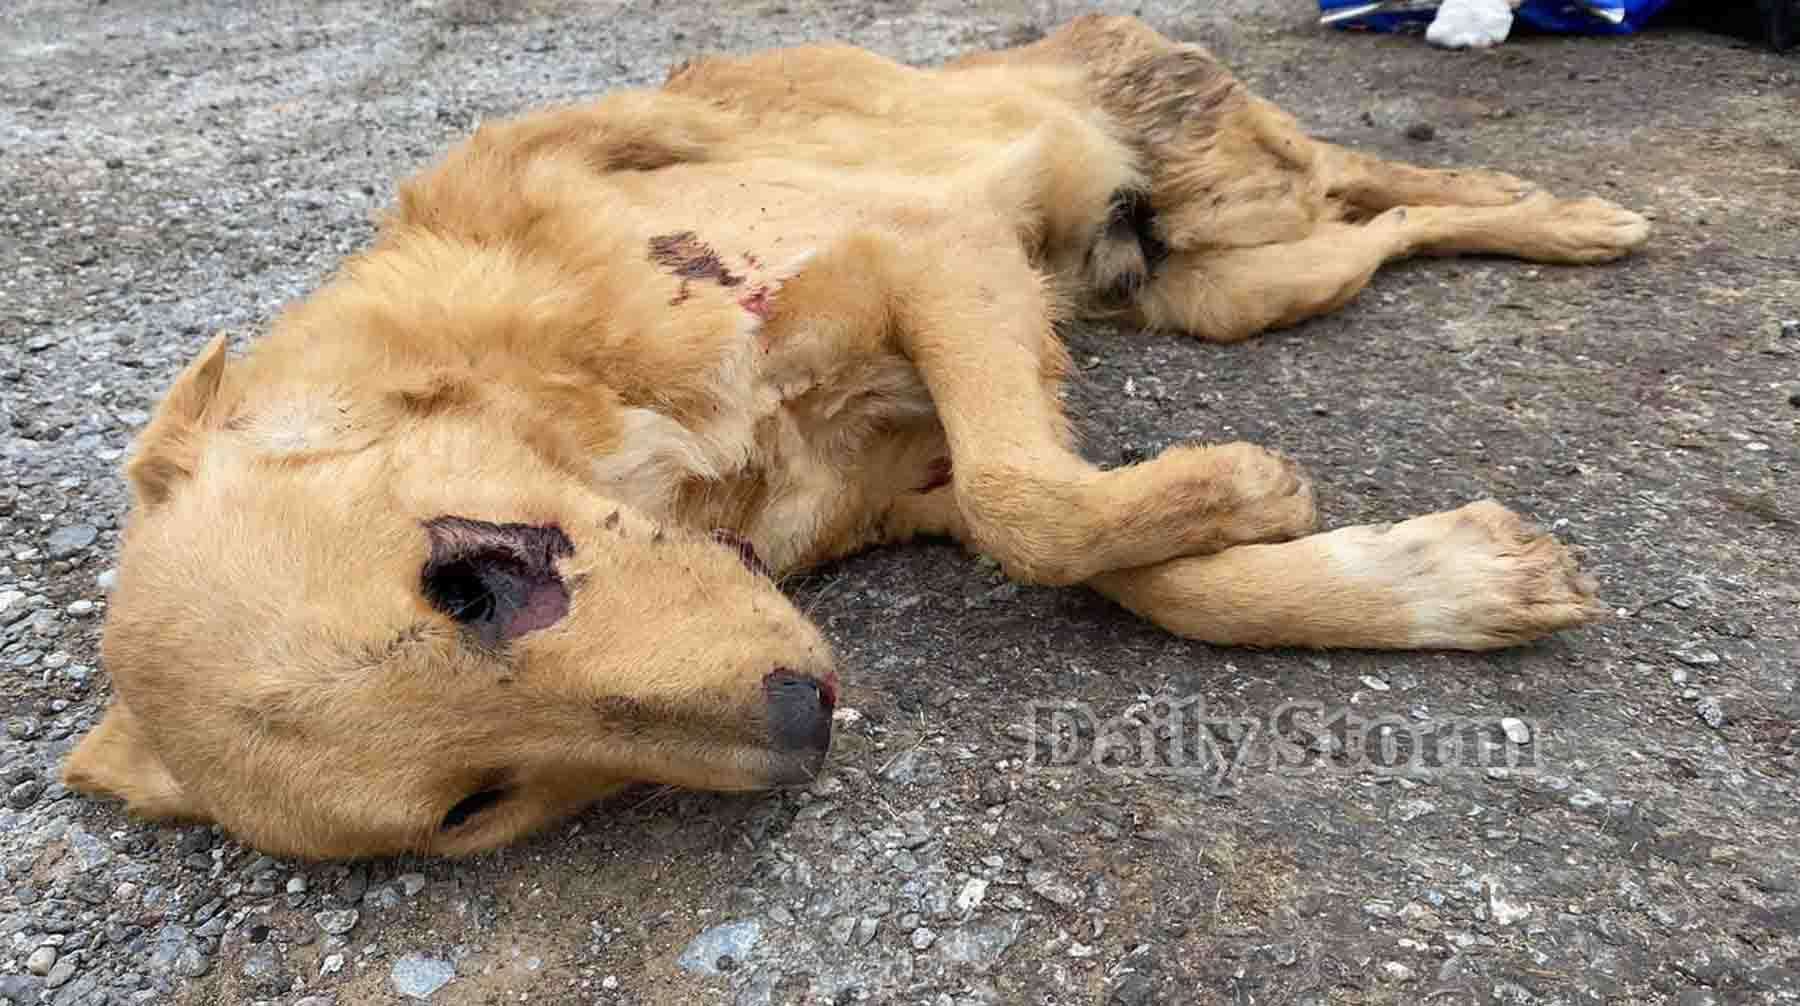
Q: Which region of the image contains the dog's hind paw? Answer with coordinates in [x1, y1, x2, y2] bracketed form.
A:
[1202, 442, 1322, 548]
[1087, 188, 1167, 302]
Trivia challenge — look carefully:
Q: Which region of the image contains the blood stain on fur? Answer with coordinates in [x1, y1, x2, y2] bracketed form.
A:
[738, 285, 775, 320]
[648, 231, 743, 288]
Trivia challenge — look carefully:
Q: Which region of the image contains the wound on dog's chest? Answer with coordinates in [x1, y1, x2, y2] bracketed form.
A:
[649, 231, 744, 287]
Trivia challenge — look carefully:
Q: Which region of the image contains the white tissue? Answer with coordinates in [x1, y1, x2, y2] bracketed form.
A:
[1426, 0, 1515, 48]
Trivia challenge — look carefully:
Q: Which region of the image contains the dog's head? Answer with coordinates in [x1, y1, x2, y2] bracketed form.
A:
[63, 334, 837, 860]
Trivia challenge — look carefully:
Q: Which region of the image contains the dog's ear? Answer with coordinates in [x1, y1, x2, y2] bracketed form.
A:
[125, 333, 231, 506]
[62, 701, 207, 823]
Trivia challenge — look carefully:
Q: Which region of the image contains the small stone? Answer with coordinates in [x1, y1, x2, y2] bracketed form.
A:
[955, 878, 989, 913]
[7, 780, 44, 809]
[96, 569, 118, 592]
[1109, 971, 1156, 1005]
[1672, 646, 1720, 667]
[1483, 875, 1533, 926]
[601, 975, 619, 990]
[288, 876, 309, 895]
[1696, 696, 1727, 729]
[175, 944, 211, 978]
[911, 927, 937, 950]
[46, 525, 98, 559]
[1397, 798, 1437, 822]
[44, 960, 77, 989]
[321, 953, 345, 977]
[26, 945, 57, 976]
[8, 717, 41, 740]
[828, 915, 856, 946]
[315, 909, 359, 935]
[337, 868, 369, 904]
[853, 916, 879, 947]
[396, 873, 427, 897]
[1026, 868, 1083, 908]
[1381, 961, 1415, 982]
[1499, 717, 1531, 744]
[1570, 787, 1606, 809]
[1359, 675, 1390, 692]
[676, 920, 762, 976]
[390, 953, 455, 999]
[65, 600, 95, 618]
[1405, 122, 1437, 141]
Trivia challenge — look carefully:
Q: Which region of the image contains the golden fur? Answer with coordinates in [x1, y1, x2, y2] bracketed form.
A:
[63, 16, 1648, 859]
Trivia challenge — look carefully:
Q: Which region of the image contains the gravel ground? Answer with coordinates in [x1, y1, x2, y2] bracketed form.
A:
[2, 2, 1797, 1005]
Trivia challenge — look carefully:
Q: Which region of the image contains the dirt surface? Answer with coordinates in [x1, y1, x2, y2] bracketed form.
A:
[2, 2, 1797, 1005]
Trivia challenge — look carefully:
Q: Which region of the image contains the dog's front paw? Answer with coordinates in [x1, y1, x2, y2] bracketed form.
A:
[1353, 500, 1604, 649]
[1528, 194, 1652, 264]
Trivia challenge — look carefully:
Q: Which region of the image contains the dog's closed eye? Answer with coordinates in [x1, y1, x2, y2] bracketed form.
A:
[441, 787, 508, 830]
[421, 516, 574, 648]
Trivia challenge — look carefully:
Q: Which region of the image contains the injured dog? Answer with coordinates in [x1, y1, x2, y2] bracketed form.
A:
[63, 15, 1649, 860]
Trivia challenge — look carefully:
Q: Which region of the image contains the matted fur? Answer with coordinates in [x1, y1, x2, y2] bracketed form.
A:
[64, 16, 1648, 860]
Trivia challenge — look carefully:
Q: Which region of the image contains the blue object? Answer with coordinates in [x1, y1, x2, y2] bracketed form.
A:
[1319, 0, 1674, 35]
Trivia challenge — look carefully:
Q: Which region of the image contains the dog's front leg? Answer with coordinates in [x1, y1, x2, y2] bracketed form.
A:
[808, 227, 1318, 586]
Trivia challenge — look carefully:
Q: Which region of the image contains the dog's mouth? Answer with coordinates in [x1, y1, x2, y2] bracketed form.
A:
[710, 528, 773, 579]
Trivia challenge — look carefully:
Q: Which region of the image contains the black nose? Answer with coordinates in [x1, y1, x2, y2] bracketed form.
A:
[764, 668, 836, 754]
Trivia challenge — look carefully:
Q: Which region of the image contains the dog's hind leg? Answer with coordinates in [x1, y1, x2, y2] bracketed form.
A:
[798, 228, 1319, 586]
[1088, 500, 1603, 650]
[1132, 196, 1651, 343]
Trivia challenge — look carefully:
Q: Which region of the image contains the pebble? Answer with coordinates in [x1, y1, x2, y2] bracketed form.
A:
[955, 878, 989, 913]
[1405, 122, 1437, 141]
[46, 524, 98, 559]
[1672, 646, 1720, 667]
[321, 954, 344, 976]
[175, 944, 211, 978]
[911, 927, 937, 950]
[1499, 717, 1531, 744]
[390, 953, 455, 999]
[1696, 696, 1727, 729]
[1026, 868, 1083, 908]
[65, 599, 96, 617]
[1397, 798, 1437, 822]
[397, 872, 427, 896]
[848, 916, 876, 947]
[7, 780, 44, 809]
[1483, 875, 1533, 926]
[677, 919, 762, 976]
[26, 945, 57, 976]
[1359, 675, 1391, 692]
[1381, 961, 1415, 982]
[44, 960, 77, 990]
[315, 909, 360, 935]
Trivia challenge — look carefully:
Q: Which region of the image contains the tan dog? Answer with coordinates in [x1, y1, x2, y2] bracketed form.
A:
[63, 15, 1648, 860]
